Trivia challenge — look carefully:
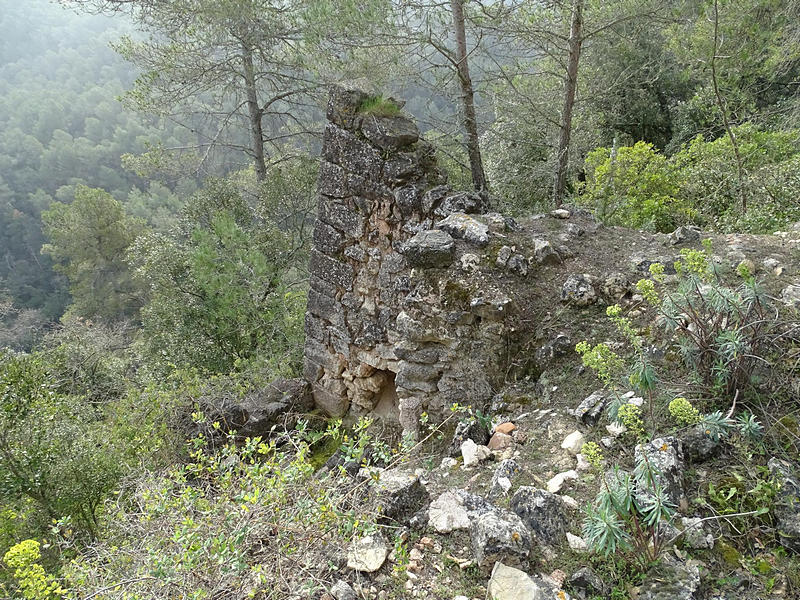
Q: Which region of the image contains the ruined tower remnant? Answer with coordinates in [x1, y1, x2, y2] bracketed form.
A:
[304, 87, 517, 436]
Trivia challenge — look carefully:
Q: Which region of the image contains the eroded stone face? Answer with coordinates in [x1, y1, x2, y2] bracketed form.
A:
[304, 86, 515, 434]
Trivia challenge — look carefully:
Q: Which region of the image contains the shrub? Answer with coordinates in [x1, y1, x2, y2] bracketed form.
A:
[668, 397, 701, 426]
[62, 419, 414, 599]
[2, 540, 64, 600]
[583, 456, 676, 570]
[581, 141, 694, 232]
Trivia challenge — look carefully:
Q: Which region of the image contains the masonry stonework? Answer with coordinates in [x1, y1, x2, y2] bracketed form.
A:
[304, 87, 519, 437]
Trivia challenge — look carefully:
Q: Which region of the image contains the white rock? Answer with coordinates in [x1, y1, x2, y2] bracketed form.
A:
[440, 457, 458, 470]
[606, 422, 626, 437]
[546, 470, 579, 493]
[488, 562, 568, 600]
[347, 534, 389, 572]
[495, 476, 512, 494]
[561, 430, 585, 455]
[461, 439, 491, 467]
[428, 491, 470, 533]
[559, 495, 579, 510]
[566, 532, 588, 551]
[576, 453, 591, 472]
[550, 209, 571, 219]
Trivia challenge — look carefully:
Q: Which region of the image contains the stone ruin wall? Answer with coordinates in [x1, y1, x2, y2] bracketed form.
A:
[303, 87, 518, 436]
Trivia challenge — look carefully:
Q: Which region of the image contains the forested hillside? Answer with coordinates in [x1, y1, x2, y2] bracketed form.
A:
[1, 1, 799, 598]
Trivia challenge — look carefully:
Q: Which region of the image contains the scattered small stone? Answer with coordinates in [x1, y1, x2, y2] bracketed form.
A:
[488, 432, 514, 451]
[449, 420, 490, 457]
[428, 491, 471, 533]
[461, 439, 492, 467]
[561, 274, 597, 306]
[781, 283, 800, 308]
[487, 562, 566, 600]
[330, 580, 357, 600]
[606, 422, 626, 437]
[470, 507, 532, 571]
[490, 459, 521, 498]
[374, 469, 429, 525]
[638, 556, 700, 600]
[634, 437, 686, 508]
[680, 517, 714, 549]
[494, 422, 517, 435]
[768, 457, 800, 552]
[569, 567, 606, 599]
[546, 470, 579, 494]
[460, 253, 480, 271]
[567, 532, 588, 551]
[440, 456, 458, 470]
[510, 486, 569, 546]
[550, 209, 571, 219]
[669, 225, 701, 245]
[347, 534, 389, 572]
[495, 246, 513, 267]
[572, 390, 608, 426]
[559, 495, 579, 510]
[561, 430, 585, 455]
[533, 239, 560, 265]
[576, 453, 591, 472]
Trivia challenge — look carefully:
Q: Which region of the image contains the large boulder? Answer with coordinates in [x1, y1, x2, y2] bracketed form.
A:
[509, 486, 569, 546]
[488, 562, 567, 600]
[374, 469, 429, 526]
[470, 505, 532, 571]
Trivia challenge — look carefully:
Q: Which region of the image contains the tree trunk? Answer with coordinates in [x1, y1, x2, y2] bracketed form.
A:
[552, 0, 583, 207]
[710, 0, 746, 213]
[241, 42, 267, 182]
[450, 0, 487, 194]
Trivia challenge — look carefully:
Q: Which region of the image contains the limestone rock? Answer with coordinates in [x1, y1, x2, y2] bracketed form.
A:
[488, 562, 566, 600]
[374, 469, 429, 525]
[428, 490, 471, 533]
[448, 420, 490, 457]
[361, 114, 419, 150]
[635, 437, 686, 508]
[781, 284, 800, 308]
[434, 191, 489, 217]
[546, 470, 579, 494]
[561, 274, 597, 306]
[566, 532, 588, 552]
[488, 432, 514, 451]
[669, 225, 701, 245]
[533, 239, 560, 265]
[572, 390, 608, 426]
[680, 517, 714, 549]
[402, 229, 455, 268]
[462, 439, 492, 467]
[330, 580, 357, 600]
[768, 457, 800, 552]
[679, 425, 721, 463]
[495, 422, 517, 435]
[436, 212, 490, 247]
[550, 209, 571, 219]
[470, 507, 532, 571]
[561, 430, 585, 455]
[638, 557, 700, 600]
[569, 567, 606, 599]
[506, 253, 529, 276]
[490, 459, 521, 498]
[347, 534, 389, 572]
[509, 486, 569, 546]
